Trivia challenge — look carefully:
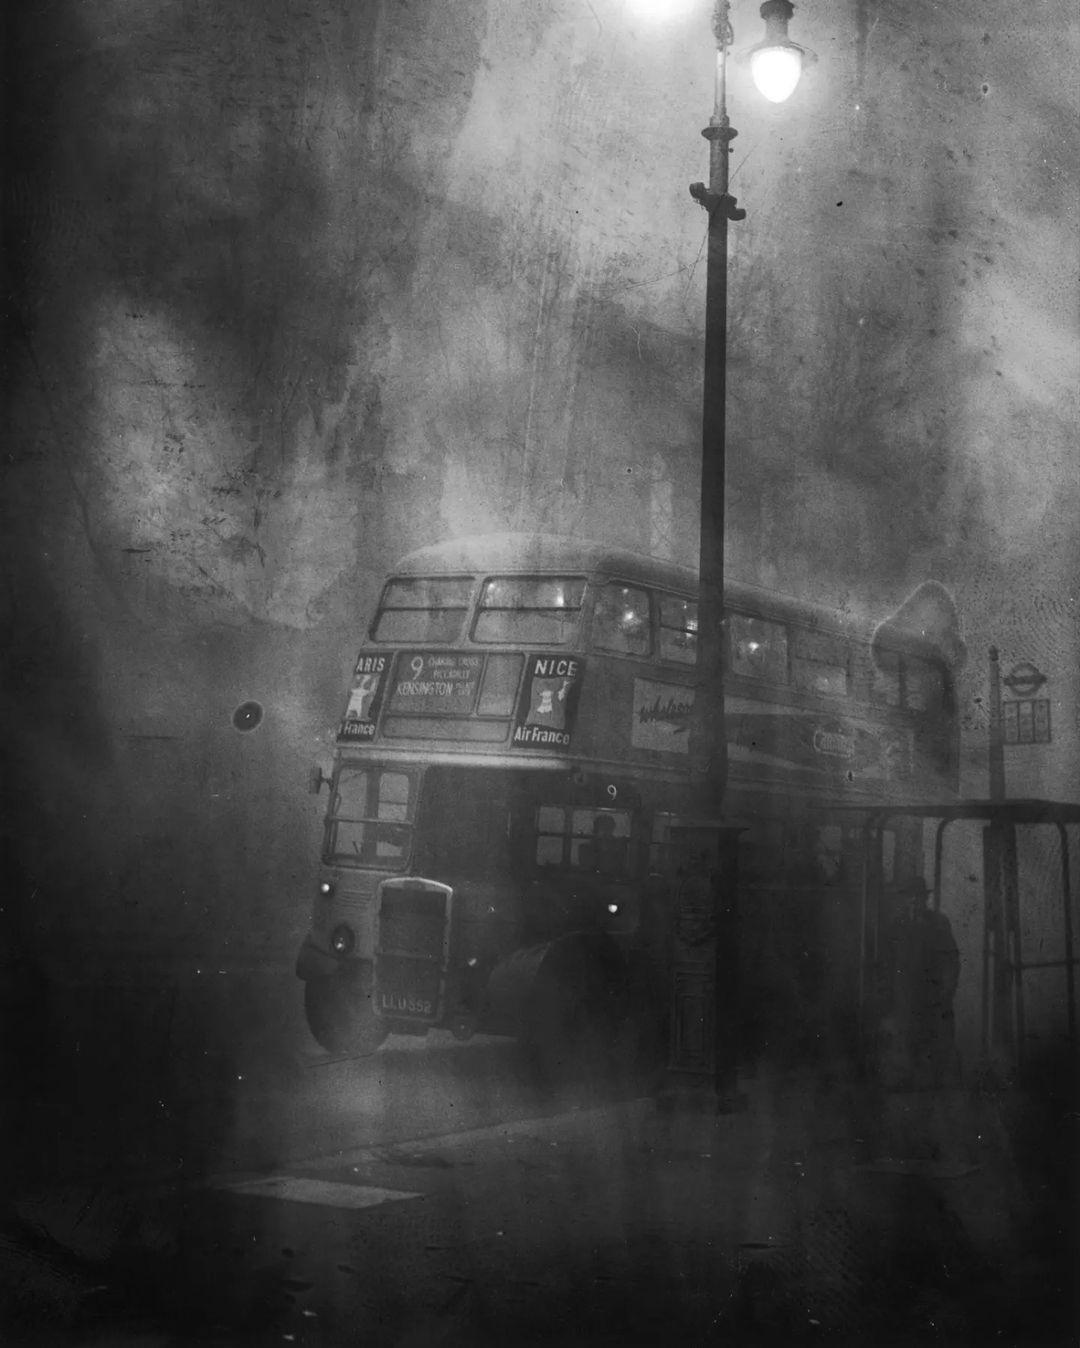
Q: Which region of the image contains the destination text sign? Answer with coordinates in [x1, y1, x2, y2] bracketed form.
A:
[387, 652, 484, 715]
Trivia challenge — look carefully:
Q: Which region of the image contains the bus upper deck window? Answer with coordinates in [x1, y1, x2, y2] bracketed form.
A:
[659, 595, 697, 664]
[791, 628, 849, 697]
[474, 577, 584, 645]
[593, 583, 650, 656]
[730, 614, 788, 684]
[372, 577, 472, 644]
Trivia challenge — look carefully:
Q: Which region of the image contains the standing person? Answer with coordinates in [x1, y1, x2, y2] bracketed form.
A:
[581, 812, 626, 876]
[877, 878, 960, 1090]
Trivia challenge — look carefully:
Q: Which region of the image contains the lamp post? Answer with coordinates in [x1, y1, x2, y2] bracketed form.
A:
[690, 0, 812, 816]
[670, 0, 812, 1108]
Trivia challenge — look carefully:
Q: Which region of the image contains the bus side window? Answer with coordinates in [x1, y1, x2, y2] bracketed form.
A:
[592, 583, 650, 656]
[533, 807, 632, 872]
[572, 809, 631, 874]
[791, 628, 849, 697]
[658, 594, 698, 664]
[730, 614, 788, 684]
[535, 806, 567, 866]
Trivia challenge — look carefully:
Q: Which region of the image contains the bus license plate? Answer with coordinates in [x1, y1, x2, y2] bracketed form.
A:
[375, 956, 441, 1021]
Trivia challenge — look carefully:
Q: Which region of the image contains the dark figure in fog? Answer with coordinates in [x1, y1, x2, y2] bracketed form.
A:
[580, 813, 626, 876]
[877, 878, 960, 1091]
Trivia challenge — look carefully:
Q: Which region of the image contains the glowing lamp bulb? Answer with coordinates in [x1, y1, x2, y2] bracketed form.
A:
[751, 45, 803, 102]
[748, 1, 813, 103]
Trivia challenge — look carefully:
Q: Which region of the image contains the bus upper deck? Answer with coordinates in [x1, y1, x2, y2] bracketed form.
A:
[334, 532, 962, 804]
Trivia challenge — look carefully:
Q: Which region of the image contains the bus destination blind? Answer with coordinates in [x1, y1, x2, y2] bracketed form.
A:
[387, 652, 484, 715]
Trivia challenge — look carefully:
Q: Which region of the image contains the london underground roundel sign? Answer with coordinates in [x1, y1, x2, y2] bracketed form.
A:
[1002, 662, 1047, 697]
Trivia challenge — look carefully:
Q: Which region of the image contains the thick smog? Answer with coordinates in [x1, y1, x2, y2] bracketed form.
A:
[2, 0, 1077, 1343]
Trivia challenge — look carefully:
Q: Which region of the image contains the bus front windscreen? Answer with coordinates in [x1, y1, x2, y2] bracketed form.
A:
[327, 765, 416, 868]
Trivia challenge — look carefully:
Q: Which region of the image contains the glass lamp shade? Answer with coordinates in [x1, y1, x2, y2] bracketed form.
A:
[750, 44, 803, 102]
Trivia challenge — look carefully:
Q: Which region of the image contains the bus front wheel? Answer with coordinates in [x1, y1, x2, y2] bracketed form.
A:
[304, 963, 388, 1056]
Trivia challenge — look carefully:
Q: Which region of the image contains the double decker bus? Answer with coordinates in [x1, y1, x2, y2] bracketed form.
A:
[296, 534, 964, 1067]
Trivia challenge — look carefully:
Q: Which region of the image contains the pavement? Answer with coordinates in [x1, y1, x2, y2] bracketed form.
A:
[3, 1054, 1077, 1347]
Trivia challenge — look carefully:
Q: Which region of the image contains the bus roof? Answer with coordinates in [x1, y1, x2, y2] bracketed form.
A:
[393, 533, 697, 592]
[389, 533, 872, 636]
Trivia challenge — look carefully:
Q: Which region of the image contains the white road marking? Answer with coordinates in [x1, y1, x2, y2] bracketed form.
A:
[307, 1098, 653, 1169]
[218, 1177, 422, 1209]
[199, 1100, 652, 1199]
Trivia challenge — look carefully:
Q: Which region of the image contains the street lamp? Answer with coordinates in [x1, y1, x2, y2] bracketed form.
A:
[689, 0, 811, 823]
[673, 0, 812, 1108]
[748, 0, 815, 102]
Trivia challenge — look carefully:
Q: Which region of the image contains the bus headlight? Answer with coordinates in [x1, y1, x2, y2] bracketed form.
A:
[330, 923, 355, 956]
[607, 902, 620, 915]
[319, 880, 334, 897]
